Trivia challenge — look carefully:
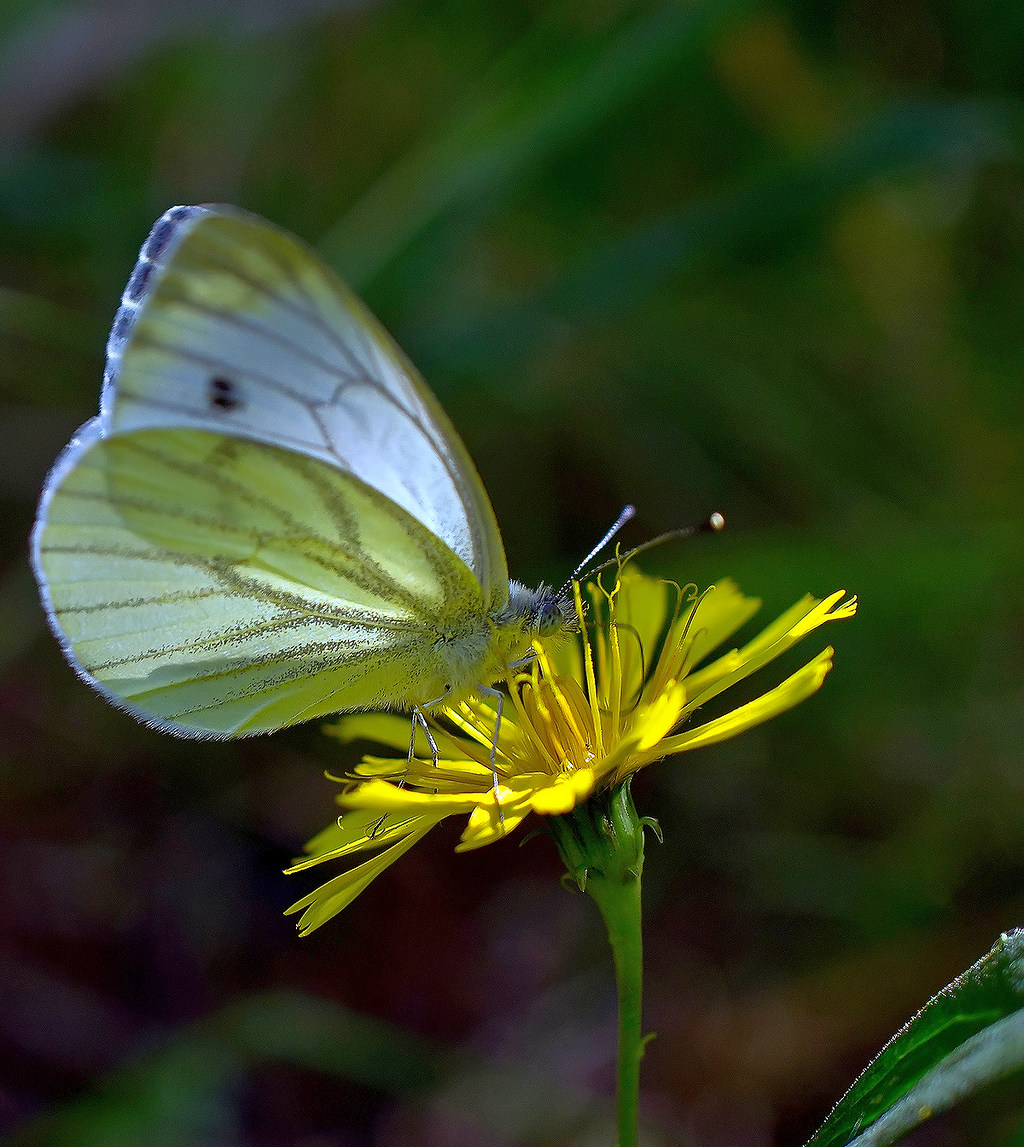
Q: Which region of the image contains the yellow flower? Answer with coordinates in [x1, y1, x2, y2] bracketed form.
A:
[285, 567, 857, 934]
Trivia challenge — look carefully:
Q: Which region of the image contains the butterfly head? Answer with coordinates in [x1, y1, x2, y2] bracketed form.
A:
[504, 581, 577, 638]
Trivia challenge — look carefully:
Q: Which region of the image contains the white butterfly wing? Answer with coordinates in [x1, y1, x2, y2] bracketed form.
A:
[34, 425, 495, 737]
[101, 205, 509, 607]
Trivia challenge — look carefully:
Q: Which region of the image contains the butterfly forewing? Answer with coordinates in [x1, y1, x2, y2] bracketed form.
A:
[102, 206, 509, 605]
[35, 426, 492, 737]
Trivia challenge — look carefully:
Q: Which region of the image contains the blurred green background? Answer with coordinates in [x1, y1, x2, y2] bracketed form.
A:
[2, 0, 1024, 1143]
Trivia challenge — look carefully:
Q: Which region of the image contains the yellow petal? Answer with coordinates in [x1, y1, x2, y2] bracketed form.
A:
[635, 683, 687, 751]
[682, 579, 763, 669]
[528, 767, 598, 815]
[285, 822, 438, 935]
[659, 647, 835, 755]
[403, 757, 497, 792]
[325, 712, 412, 749]
[286, 808, 424, 870]
[682, 592, 853, 712]
[338, 778, 488, 816]
[457, 800, 531, 850]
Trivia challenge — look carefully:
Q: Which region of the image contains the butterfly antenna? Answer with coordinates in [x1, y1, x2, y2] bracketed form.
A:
[558, 505, 637, 596]
[581, 510, 725, 582]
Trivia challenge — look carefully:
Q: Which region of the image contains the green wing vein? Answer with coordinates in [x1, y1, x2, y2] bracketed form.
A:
[36, 425, 489, 736]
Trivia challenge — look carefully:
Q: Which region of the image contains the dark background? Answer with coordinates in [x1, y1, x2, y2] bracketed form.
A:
[2, 1, 1024, 1143]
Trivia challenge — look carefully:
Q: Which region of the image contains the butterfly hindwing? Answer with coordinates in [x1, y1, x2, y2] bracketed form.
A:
[34, 425, 493, 737]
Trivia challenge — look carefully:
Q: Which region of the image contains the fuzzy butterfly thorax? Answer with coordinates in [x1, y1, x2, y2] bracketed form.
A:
[423, 581, 572, 709]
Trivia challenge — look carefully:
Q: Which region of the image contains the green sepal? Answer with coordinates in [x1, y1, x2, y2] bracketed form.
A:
[547, 778, 647, 890]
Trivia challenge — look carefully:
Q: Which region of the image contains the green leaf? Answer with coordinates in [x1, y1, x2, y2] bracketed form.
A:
[808, 929, 1024, 1147]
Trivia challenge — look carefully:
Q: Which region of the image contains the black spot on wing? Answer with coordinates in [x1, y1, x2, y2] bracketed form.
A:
[208, 375, 243, 412]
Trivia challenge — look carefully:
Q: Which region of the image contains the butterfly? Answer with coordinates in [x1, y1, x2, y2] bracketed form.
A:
[31, 205, 573, 738]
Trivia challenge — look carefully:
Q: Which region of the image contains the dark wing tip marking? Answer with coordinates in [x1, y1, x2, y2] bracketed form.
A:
[105, 206, 212, 398]
[141, 206, 203, 263]
[125, 206, 206, 305]
[123, 259, 154, 306]
[109, 306, 134, 345]
[208, 375, 243, 412]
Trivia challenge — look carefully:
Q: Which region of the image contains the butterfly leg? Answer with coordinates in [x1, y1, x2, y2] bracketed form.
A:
[409, 704, 441, 769]
[476, 684, 507, 828]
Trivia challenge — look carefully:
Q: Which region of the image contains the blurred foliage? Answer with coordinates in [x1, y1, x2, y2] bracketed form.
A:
[3, 0, 1024, 1143]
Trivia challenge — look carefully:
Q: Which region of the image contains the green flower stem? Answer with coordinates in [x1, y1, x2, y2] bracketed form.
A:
[588, 837, 644, 1146]
[549, 780, 649, 1147]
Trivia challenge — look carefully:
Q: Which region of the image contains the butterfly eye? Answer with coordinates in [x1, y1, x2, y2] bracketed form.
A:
[208, 375, 243, 412]
[535, 597, 566, 636]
